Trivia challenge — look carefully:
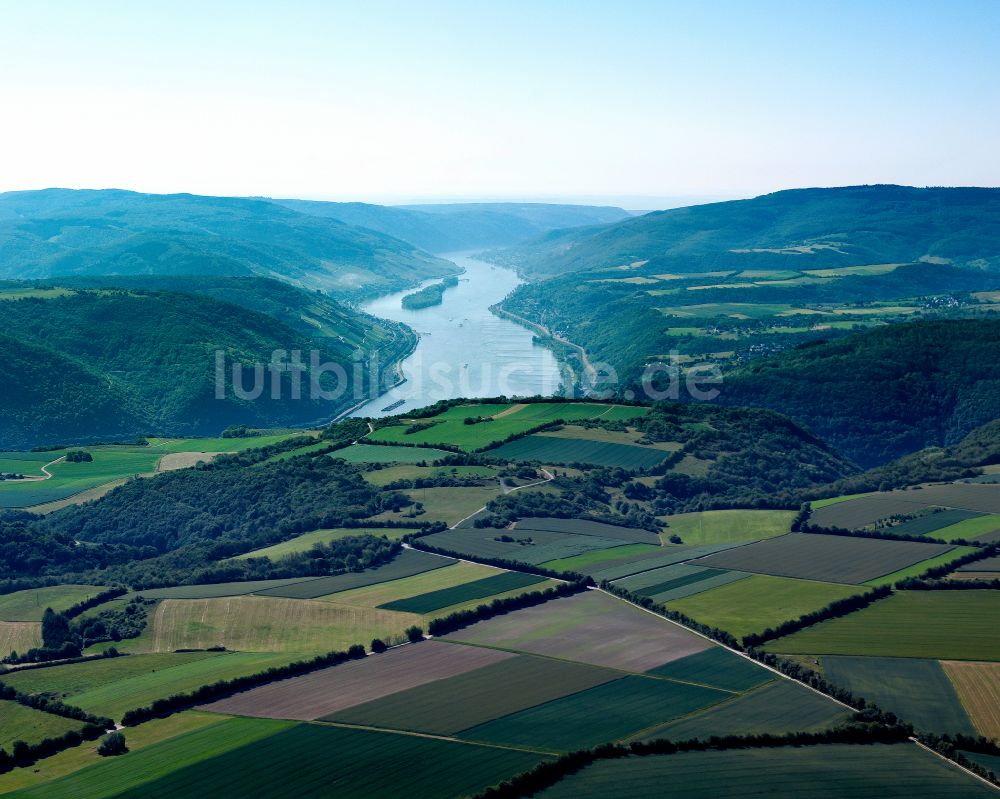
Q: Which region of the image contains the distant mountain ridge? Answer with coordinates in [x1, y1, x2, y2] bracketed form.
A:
[0, 188, 455, 297]
[272, 199, 630, 253]
[491, 185, 1000, 277]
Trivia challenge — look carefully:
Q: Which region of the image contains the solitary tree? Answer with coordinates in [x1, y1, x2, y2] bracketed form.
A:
[98, 731, 127, 756]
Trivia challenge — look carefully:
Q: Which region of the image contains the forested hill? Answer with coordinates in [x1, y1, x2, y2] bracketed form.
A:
[0, 285, 412, 449]
[0, 189, 454, 297]
[273, 200, 630, 253]
[492, 185, 1000, 277]
[715, 319, 1000, 467]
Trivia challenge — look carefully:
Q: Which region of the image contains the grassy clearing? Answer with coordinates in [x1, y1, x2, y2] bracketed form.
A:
[767, 590, 1000, 660]
[369, 485, 502, 526]
[0, 621, 42, 658]
[0, 584, 105, 621]
[659, 509, 794, 546]
[326, 654, 619, 735]
[0, 700, 81, 750]
[319, 561, 499, 607]
[363, 464, 497, 486]
[822, 655, 975, 735]
[230, 527, 410, 560]
[378, 571, 547, 614]
[942, 661, 1000, 740]
[665, 575, 863, 639]
[460, 675, 729, 751]
[489, 436, 672, 468]
[368, 402, 646, 451]
[141, 595, 417, 653]
[331, 443, 453, 463]
[534, 743, 995, 798]
[864, 545, 977, 586]
[0, 711, 223, 794]
[540, 543, 661, 572]
[639, 679, 850, 741]
[27, 722, 550, 799]
[691, 533, 954, 585]
[0, 447, 160, 508]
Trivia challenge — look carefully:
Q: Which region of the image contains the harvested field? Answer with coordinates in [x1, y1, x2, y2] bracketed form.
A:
[0, 584, 105, 621]
[646, 647, 773, 692]
[443, 591, 711, 672]
[514, 517, 660, 545]
[665, 575, 863, 639]
[417, 527, 626, 565]
[767, 590, 1000, 660]
[812, 483, 1000, 529]
[198, 640, 514, 720]
[640, 679, 850, 740]
[145, 595, 417, 653]
[822, 656, 976, 735]
[689, 533, 953, 584]
[488, 435, 673, 468]
[942, 661, 1000, 740]
[255, 549, 456, 599]
[459, 675, 729, 751]
[533, 743, 996, 798]
[659, 509, 794, 546]
[319, 562, 500, 608]
[325, 654, 620, 734]
[378, 571, 547, 613]
[0, 621, 42, 658]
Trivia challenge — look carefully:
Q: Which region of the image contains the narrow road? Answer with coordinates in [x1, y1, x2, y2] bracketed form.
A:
[450, 468, 554, 528]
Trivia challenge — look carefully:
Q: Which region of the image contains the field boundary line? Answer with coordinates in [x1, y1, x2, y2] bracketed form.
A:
[448, 468, 554, 529]
[591, 587, 856, 711]
[910, 738, 1000, 793]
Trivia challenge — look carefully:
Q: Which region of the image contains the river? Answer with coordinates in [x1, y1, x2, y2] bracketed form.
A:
[349, 253, 562, 418]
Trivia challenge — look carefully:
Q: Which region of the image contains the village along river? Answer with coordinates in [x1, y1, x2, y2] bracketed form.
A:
[349, 252, 562, 418]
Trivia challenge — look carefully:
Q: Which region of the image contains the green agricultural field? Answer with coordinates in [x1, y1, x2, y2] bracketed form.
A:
[865, 546, 977, 586]
[363, 464, 498, 486]
[0, 446, 161, 508]
[4, 652, 300, 720]
[6, 719, 549, 799]
[368, 402, 646, 451]
[139, 595, 417, 653]
[369, 485, 503, 526]
[886, 509, 983, 536]
[535, 425, 680, 450]
[488, 435, 672, 468]
[767, 590, 1000, 660]
[325, 654, 619, 735]
[0, 584, 105, 621]
[319, 562, 500, 608]
[331, 443, 453, 463]
[822, 655, 976, 735]
[810, 493, 873, 509]
[533, 743, 995, 798]
[925, 514, 1000, 543]
[588, 543, 739, 582]
[417, 526, 629, 565]
[0, 700, 82, 750]
[378, 571, 548, 614]
[459, 675, 730, 751]
[665, 575, 863, 639]
[231, 527, 410, 560]
[639, 679, 851, 741]
[128, 576, 321, 600]
[942, 661, 1000, 741]
[659, 509, 795, 546]
[646, 646, 773, 692]
[540, 543, 662, 573]
[145, 433, 307, 453]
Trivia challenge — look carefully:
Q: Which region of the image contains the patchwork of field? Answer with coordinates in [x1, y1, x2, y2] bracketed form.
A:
[887, 509, 985, 536]
[532, 743, 997, 798]
[141, 595, 417, 653]
[614, 563, 750, 604]
[867, 546, 978, 586]
[443, 591, 711, 672]
[587, 543, 741, 581]
[929, 514, 1000, 543]
[767, 590, 1000, 660]
[378, 571, 547, 613]
[0, 584, 104, 621]
[254, 549, 457, 599]
[942, 661, 1000, 740]
[130, 576, 322, 600]
[199, 640, 516, 720]
[514, 516, 661, 545]
[811, 482, 1000, 529]
[0, 700, 82, 750]
[663, 575, 863, 639]
[659, 509, 795, 546]
[231, 527, 411, 560]
[4, 652, 300, 720]
[417, 527, 631, 565]
[367, 402, 647, 451]
[539, 543, 661, 573]
[821, 655, 976, 735]
[488, 435, 672, 468]
[690, 533, 954, 584]
[640, 679, 852, 740]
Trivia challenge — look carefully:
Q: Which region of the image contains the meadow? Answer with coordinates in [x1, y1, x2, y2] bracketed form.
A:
[539, 543, 661, 573]
[378, 571, 547, 613]
[0, 701, 82, 750]
[331, 443, 453, 463]
[659, 509, 795, 546]
[371, 485, 503, 526]
[0, 584, 105, 621]
[767, 590, 1000, 660]
[231, 527, 410, 560]
[417, 526, 628, 565]
[664, 575, 863, 639]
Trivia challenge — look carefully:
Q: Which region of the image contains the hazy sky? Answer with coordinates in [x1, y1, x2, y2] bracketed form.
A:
[1, 1, 998, 205]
